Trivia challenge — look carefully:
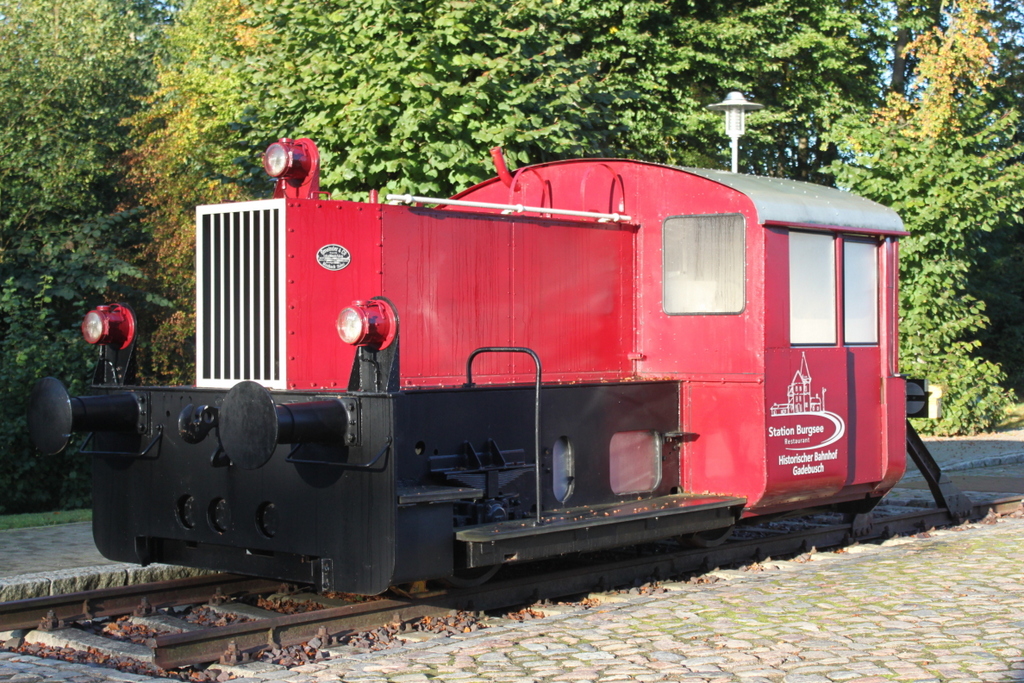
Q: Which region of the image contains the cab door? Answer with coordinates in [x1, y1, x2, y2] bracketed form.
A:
[763, 229, 886, 507]
[841, 236, 887, 486]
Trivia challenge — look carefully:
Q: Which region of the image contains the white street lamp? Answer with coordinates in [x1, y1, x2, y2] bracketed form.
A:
[707, 91, 764, 173]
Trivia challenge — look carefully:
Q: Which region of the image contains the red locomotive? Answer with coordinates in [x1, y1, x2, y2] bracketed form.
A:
[29, 139, 909, 594]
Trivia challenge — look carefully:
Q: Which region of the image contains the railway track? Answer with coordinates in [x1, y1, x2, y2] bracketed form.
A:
[1, 492, 1020, 677]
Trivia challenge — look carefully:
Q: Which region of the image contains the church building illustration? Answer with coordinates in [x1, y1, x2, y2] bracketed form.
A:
[770, 354, 827, 417]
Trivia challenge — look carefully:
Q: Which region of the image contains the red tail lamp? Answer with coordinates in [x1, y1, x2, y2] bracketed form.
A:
[263, 138, 320, 200]
[336, 299, 397, 349]
[81, 304, 136, 349]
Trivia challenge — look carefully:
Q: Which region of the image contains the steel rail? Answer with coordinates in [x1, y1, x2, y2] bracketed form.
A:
[152, 596, 448, 669]
[0, 574, 282, 632]
[438, 499, 1015, 614]
[2, 497, 1017, 670]
[149, 496, 1020, 669]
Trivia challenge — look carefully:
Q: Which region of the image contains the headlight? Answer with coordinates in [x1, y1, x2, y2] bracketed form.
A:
[336, 306, 369, 345]
[263, 138, 312, 180]
[262, 137, 320, 200]
[336, 299, 397, 349]
[81, 310, 107, 345]
[81, 304, 135, 349]
[263, 142, 291, 178]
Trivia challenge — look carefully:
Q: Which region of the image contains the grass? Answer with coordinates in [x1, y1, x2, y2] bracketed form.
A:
[998, 403, 1024, 431]
[0, 509, 91, 531]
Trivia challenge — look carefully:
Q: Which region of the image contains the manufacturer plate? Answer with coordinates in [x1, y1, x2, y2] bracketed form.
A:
[316, 244, 351, 271]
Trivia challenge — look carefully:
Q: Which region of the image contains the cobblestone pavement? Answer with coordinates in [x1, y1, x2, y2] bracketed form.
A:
[3, 514, 1024, 683]
[874, 431, 1024, 508]
[0, 521, 207, 601]
[0, 523, 113, 576]
[2, 429, 1023, 681]
[919, 428, 1024, 470]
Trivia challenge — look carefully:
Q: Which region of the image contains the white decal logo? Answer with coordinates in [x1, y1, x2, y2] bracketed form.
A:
[769, 353, 846, 451]
[316, 244, 351, 271]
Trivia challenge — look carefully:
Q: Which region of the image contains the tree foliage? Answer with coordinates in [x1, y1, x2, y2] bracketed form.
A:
[232, 0, 629, 200]
[831, 0, 1024, 434]
[987, 0, 1024, 111]
[231, 0, 893, 199]
[567, 0, 891, 181]
[0, 0, 162, 512]
[125, 0, 261, 384]
[4, 0, 1023, 518]
[881, 0, 997, 136]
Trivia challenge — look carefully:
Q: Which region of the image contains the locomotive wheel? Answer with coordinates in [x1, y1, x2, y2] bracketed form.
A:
[441, 564, 502, 588]
[682, 525, 734, 548]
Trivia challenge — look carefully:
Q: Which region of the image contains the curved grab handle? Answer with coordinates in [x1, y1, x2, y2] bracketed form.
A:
[465, 347, 543, 525]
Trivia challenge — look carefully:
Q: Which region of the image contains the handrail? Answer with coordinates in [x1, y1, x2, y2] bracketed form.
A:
[286, 437, 391, 472]
[386, 194, 631, 223]
[465, 347, 543, 525]
[80, 425, 162, 460]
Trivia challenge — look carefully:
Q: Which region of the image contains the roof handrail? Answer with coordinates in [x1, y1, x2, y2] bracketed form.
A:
[385, 194, 631, 223]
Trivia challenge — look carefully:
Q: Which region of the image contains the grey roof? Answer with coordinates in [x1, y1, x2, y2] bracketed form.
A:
[680, 167, 905, 233]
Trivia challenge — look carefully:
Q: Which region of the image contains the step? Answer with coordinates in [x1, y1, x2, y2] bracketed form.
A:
[455, 493, 745, 567]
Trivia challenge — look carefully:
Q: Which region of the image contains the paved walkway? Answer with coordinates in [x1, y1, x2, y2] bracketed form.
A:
[0, 522, 206, 602]
[1, 428, 1023, 681]
[316, 515, 1024, 683]
[2, 514, 1023, 682]
[0, 428, 1019, 581]
[0, 523, 114, 576]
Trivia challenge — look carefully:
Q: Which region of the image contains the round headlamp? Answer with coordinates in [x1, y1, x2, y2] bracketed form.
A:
[81, 310, 107, 345]
[262, 138, 313, 180]
[80, 304, 136, 349]
[336, 299, 397, 349]
[337, 306, 369, 345]
[263, 142, 291, 178]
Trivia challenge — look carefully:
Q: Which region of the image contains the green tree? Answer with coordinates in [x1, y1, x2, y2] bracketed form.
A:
[231, 0, 895, 199]
[0, 0, 162, 512]
[831, 0, 1024, 434]
[233, 0, 629, 200]
[568, 0, 892, 181]
[968, 0, 1024, 392]
[987, 0, 1024, 111]
[125, 0, 261, 385]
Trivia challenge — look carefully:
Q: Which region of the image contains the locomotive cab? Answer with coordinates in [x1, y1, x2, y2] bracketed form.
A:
[28, 145, 907, 594]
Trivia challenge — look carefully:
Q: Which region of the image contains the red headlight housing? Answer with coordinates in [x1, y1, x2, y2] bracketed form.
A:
[81, 303, 136, 349]
[263, 138, 321, 200]
[336, 299, 397, 350]
[263, 139, 311, 179]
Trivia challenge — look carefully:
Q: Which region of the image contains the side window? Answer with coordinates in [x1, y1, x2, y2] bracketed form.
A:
[609, 431, 662, 495]
[663, 214, 745, 314]
[789, 231, 836, 344]
[551, 436, 575, 503]
[843, 241, 879, 344]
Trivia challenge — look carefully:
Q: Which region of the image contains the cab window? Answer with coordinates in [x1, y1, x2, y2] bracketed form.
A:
[789, 231, 836, 344]
[663, 214, 745, 314]
[843, 241, 879, 344]
[788, 231, 879, 346]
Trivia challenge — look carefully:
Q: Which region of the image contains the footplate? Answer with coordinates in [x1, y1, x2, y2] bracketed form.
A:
[455, 493, 745, 567]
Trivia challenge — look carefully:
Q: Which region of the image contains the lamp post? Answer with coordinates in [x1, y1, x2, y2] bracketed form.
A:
[707, 91, 763, 173]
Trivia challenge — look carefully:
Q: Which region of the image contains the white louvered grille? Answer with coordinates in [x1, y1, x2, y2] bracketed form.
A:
[195, 199, 287, 389]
